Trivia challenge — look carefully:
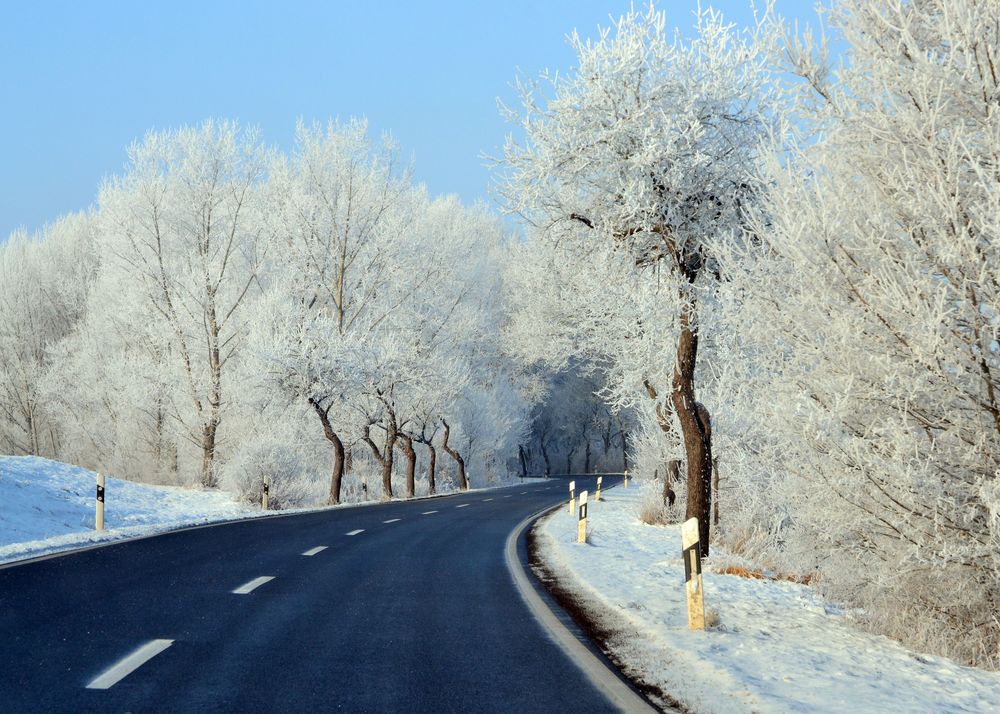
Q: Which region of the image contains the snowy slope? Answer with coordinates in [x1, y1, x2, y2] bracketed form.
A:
[0, 456, 256, 564]
[536, 484, 1000, 713]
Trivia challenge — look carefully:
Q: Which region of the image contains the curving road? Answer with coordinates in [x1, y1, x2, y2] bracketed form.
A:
[0, 476, 648, 712]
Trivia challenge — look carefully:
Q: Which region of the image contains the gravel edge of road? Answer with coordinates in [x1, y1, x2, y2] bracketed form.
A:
[505, 504, 659, 714]
[525, 508, 688, 713]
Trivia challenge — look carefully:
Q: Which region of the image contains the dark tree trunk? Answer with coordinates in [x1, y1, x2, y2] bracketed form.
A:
[671, 298, 713, 556]
[363, 411, 397, 500]
[518, 444, 528, 478]
[441, 419, 468, 490]
[665, 459, 680, 507]
[540, 440, 552, 475]
[426, 443, 437, 495]
[309, 397, 345, 505]
[345, 447, 353, 475]
[584, 440, 592, 473]
[400, 435, 416, 498]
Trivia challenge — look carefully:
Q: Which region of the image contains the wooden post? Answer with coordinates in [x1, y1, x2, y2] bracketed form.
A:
[262, 477, 270, 511]
[95, 473, 105, 531]
[681, 517, 706, 630]
[568, 480, 576, 514]
[595, 476, 602, 502]
[577, 490, 588, 543]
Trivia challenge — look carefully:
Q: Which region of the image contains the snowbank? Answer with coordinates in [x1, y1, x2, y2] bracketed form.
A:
[0, 456, 256, 564]
[535, 484, 1000, 713]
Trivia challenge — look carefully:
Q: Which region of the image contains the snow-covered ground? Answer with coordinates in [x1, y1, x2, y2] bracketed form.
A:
[0, 456, 259, 564]
[0, 456, 531, 566]
[535, 483, 1000, 713]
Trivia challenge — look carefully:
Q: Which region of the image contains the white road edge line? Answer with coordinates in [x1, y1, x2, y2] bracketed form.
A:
[232, 576, 275, 594]
[504, 507, 656, 714]
[86, 639, 173, 690]
[421, 510, 438, 515]
[345, 529, 364, 536]
[456, 504, 470, 508]
[383, 519, 401, 524]
[302, 546, 327, 556]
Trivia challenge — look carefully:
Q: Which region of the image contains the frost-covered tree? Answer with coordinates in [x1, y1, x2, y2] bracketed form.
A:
[499, 4, 775, 551]
[90, 121, 270, 486]
[715, 0, 1000, 666]
[0, 214, 96, 456]
[261, 120, 415, 503]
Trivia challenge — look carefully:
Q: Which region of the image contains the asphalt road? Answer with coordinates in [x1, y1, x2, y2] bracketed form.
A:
[0, 475, 632, 713]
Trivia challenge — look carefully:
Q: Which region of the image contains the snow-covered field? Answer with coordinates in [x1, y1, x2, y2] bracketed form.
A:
[535, 484, 1000, 713]
[0, 456, 259, 564]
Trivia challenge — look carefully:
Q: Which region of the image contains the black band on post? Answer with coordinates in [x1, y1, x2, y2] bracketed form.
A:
[682, 542, 701, 582]
[96, 485, 105, 503]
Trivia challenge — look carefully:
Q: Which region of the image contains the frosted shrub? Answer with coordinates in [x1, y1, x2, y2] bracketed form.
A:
[713, 0, 1000, 667]
[220, 438, 322, 509]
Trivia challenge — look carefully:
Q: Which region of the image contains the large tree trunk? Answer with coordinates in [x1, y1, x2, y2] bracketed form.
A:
[540, 440, 552, 475]
[518, 444, 528, 478]
[426, 442, 437, 495]
[309, 397, 345, 505]
[400, 435, 416, 498]
[584, 440, 592, 473]
[441, 419, 468, 490]
[671, 298, 714, 556]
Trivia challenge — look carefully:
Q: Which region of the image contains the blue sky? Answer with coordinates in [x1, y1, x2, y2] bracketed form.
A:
[0, 1, 825, 240]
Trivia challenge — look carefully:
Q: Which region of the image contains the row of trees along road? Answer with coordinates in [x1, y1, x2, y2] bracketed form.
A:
[2, 0, 999, 670]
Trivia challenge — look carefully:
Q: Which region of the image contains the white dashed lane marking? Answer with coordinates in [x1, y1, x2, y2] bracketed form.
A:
[482, 498, 494, 502]
[422, 511, 438, 515]
[86, 639, 173, 690]
[383, 519, 401, 524]
[232, 576, 275, 595]
[456, 504, 469, 508]
[302, 546, 327, 557]
[346, 529, 364, 536]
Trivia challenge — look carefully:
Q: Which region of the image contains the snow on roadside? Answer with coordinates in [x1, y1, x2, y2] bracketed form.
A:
[535, 484, 1000, 713]
[0, 456, 258, 564]
[0, 456, 536, 566]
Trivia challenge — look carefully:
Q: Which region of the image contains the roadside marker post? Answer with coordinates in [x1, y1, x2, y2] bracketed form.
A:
[568, 480, 576, 514]
[624, 469, 629, 488]
[577, 490, 588, 543]
[681, 518, 706, 630]
[95, 473, 105, 531]
[262, 477, 270, 511]
[595, 476, 602, 501]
